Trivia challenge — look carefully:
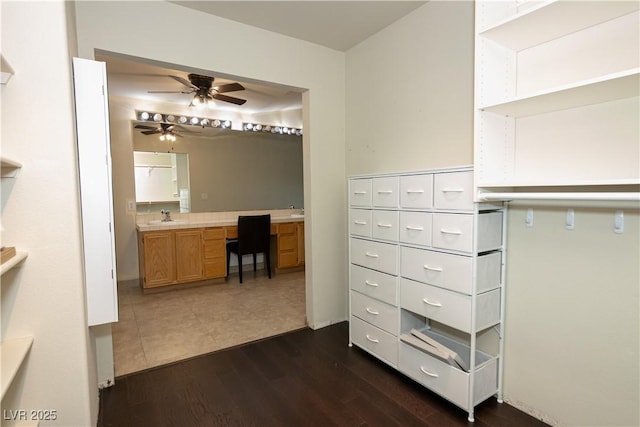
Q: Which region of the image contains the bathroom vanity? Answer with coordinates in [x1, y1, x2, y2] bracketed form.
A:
[136, 209, 304, 289]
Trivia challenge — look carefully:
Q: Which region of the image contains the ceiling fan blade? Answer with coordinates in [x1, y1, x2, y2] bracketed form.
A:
[135, 124, 157, 130]
[169, 75, 198, 90]
[147, 90, 194, 94]
[141, 130, 161, 135]
[212, 93, 247, 105]
[214, 82, 245, 93]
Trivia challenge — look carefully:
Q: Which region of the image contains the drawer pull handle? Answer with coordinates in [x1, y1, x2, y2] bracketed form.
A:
[365, 252, 379, 258]
[354, 220, 368, 225]
[377, 223, 393, 228]
[442, 188, 465, 193]
[365, 280, 379, 287]
[365, 334, 380, 343]
[406, 189, 425, 194]
[405, 225, 424, 231]
[377, 190, 393, 194]
[353, 191, 368, 195]
[423, 265, 443, 272]
[420, 367, 439, 378]
[440, 229, 462, 235]
[365, 307, 380, 315]
[423, 298, 442, 307]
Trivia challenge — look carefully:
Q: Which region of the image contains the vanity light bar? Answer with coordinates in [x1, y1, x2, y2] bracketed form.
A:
[137, 111, 231, 129]
[242, 122, 303, 136]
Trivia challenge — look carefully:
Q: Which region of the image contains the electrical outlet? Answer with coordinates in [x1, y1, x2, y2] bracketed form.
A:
[126, 199, 136, 212]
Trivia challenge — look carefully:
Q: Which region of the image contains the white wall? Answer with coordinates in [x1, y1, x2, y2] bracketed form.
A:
[504, 203, 639, 426]
[74, 0, 347, 329]
[346, 1, 474, 175]
[1, 2, 98, 425]
[344, 2, 639, 426]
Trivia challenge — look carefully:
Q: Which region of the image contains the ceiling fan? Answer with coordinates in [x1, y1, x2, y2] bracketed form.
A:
[135, 123, 188, 141]
[149, 73, 247, 106]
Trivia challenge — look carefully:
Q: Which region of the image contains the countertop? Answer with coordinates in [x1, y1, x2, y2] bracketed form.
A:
[136, 209, 304, 232]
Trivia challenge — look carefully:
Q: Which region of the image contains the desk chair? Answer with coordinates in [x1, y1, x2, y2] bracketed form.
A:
[226, 214, 272, 283]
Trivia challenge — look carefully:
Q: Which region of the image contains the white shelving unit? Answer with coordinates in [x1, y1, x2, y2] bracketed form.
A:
[474, 0, 640, 200]
[348, 167, 506, 422]
[1, 155, 33, 403]
[1, 336, 34, 400]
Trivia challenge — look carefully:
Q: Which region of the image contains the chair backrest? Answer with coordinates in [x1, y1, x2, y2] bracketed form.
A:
[237, 214, 271, 255]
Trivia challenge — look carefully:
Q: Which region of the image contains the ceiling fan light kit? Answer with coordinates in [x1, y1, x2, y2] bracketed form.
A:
[148, 73, 247, 107]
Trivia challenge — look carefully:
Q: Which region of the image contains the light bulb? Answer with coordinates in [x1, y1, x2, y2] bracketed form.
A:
[190, 117, 200, 125]
[140, 112, 150, 120]
[153, 113, 163, 122]
[160, 134, 166, 141]
[212, 119, 221, 128]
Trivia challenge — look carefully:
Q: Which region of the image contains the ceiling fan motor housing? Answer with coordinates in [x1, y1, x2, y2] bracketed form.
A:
[188, 74, 214, 89]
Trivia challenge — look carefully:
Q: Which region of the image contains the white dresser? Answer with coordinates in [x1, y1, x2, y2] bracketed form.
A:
[348, 166, 505, 422]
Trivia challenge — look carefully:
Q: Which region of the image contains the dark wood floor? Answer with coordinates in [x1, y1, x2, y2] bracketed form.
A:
[98, 321, 548, 427]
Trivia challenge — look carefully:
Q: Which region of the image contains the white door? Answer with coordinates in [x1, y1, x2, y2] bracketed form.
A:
[72, 58, 118, 326]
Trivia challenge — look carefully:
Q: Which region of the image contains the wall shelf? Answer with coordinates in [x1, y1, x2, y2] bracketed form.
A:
[480, 69, 639, 118]
[479, 1, 640, 51]
[1, 336, 34, 400]
[1, 251, 28, 276]
[1, 157, 23, 178]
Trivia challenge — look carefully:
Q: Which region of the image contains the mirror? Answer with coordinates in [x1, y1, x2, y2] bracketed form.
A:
[134, 151, 190, 214]
[132, 124, 304, 214]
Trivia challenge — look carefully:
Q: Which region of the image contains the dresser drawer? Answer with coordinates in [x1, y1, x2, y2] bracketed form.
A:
[372, 210, 399, 242]
[372, 176, 399, 208]
[399, 211, 432, 247]
[398, 339, 497, 409]
[434, 171, 473, 211]
[351, 316, 398, 366]
[350, 238, 398, 275]
[351, 291, 398, 335]
[400, 278, 501, 333]
[350, 264, 398, 305]
[401, 247, 501, 295]
[350, 178, 372, 207]
[432, 212, 502, 253]
[400, 174, 433, 209]
[350, 209, 372, 237]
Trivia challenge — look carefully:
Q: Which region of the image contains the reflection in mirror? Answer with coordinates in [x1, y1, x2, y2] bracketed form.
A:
[134, 151, 190, 214]
[132, 122, 304, 213]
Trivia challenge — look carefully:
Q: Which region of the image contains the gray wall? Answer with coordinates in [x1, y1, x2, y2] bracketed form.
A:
[133, 130, 304, 212]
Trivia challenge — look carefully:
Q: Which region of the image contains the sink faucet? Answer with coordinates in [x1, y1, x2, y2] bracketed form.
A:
[160, 209, 172, 222]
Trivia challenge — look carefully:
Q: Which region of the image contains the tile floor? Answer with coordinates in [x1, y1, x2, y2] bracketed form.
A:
[112, 269, 306, 377]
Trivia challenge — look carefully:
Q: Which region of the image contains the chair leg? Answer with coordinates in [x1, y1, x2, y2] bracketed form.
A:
[226, 248, 231, 278]
[253, 253, 257, 271]
[265, 252, 272, 279]
[238, 254, 243, 284]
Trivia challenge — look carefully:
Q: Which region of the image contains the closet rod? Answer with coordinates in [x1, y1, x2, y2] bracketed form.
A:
[478, 192, 640, 202]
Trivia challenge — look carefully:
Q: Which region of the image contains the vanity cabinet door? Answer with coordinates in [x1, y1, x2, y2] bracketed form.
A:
[277, 222, 299, 269]
[203, 227, 227, 279]
[175, 229, 203, 282]
[141, 231, 175, 287]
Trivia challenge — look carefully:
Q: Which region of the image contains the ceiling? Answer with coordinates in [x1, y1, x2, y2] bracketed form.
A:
[101, 1, 427, 128]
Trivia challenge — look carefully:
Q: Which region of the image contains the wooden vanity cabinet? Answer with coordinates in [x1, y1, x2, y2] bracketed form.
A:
[139, 230, 176, 288]
[202, 227, 227, 279]
[175, 229, 204, 283]
[276, 222, 299, 269]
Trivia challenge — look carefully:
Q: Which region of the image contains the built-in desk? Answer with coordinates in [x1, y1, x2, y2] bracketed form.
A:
[136, 210, 304, 289]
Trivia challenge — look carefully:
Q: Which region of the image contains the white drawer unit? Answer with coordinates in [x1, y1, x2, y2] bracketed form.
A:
[400, 247, 501, 295]
[351, 291, 398, 335]
[432, 211, 503, 253]
[351, 316, 398, 366]
[434, 170, 474, 211]
[348, 166, 505, 422]
[398, 332, 497, 410]
[350, 264, 398, 305]
[372, 210, 399, 242]
[372, 176, 399, 207]
[350, 238, 398, 275]
[399, 211, 433, 247]
[350, 209, 372, 238]
[350, 178, 372, 207]
[400, 173, 433, 209]
[400, 278, 501, 333]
